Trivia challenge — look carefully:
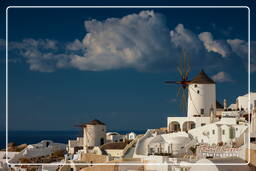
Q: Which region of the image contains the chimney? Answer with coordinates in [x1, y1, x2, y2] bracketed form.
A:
[210, 105, 215, 123]
[236, 99, 239, 111]
[224, 99, 227, 110]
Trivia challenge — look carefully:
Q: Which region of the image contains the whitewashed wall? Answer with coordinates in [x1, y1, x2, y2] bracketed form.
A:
[187, 83, 216, 117]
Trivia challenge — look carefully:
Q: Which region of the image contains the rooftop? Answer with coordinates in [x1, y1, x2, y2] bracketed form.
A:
[100, 142, 129, 150]
[80, 119, 106, 127]
[191, 70, 215, 84]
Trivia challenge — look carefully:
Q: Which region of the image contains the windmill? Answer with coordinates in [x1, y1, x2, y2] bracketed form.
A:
[165, 50, 191, 113]
[75, 123, 92, 153]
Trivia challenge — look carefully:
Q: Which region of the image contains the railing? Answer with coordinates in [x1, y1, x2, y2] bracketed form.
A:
[122, 134, 144, 156]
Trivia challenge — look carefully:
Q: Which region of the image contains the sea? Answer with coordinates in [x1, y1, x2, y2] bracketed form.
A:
[0, 130, 146, 149]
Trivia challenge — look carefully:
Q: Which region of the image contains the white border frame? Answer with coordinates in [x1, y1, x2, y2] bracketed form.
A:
[5, 6, 251, 167]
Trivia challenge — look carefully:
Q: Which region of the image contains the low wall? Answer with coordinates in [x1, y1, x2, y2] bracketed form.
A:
[80, 153, 108, 163]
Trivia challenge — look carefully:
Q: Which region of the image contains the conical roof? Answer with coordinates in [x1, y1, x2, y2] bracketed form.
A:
[191, 70, 215, 84]
[81, 119, 106, 126]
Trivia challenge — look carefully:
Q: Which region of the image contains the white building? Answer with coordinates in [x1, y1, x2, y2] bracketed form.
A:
[188, 70, 216, 117]
[126, 132, 137, 140]
[0, 151, 19, 170]
[106, 132, 124, 143]
[167, 70, 217, 133]
[188, 112, 248, 146]
[67, 137, 83, 154]
[100, 142, 129, 160]
[81, 119, 106, 152]
[8, 140, 66, 163]
[133, 130, 196, 158]
[229, 92, 256, 112]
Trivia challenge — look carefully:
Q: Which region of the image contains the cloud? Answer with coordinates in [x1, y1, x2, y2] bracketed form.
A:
[70, 10, 173, 71]
[212, 71, 233, 82]
[66, 39, 85, 52]
[170, 24, 203, 54]
[1, 10, 254, 73]
[199, 32, 230, 57]
[169, 24, 226, 70]
[8, 39, 71, 72]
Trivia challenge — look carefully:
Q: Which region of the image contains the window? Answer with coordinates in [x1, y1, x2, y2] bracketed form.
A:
[100, 138, 105, 145]
[222, 130, 225, 135]
[201, 108, 204, 115]
[201, 123, 206, 126]
[212, 130, 215, 134]
[197, 90, 200, 94]
[194, 84, 197, 88]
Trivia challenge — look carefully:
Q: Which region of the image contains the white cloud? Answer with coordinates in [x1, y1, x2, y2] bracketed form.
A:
[170, 24, 203, 53]
[212, 71, 233, 82]
[70, 10, 173, 71]
[66, 39, 85, 52]
[1, 10, 254, 73]
[8, 39, 70, 72]
[199, 32, 230, 57]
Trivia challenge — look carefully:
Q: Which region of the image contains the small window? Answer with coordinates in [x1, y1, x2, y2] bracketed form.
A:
[201, 123, 206, 126]
[251, 137, 256, 142]
[222, 130, 225, 135]
[100, 138, 105, 145]
[212, 130, 215, 134]
[194, 84, 197, 88]
[197, 90, 200, 94]
[200, 108, 204, 115]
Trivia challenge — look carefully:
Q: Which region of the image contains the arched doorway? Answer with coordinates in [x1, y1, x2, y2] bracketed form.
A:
[182, 121, 196, 132]
[169, 121, 181, 132]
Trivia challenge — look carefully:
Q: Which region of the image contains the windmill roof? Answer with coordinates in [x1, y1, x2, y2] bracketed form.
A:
[191, 70, 215, 84]
[81, 119, 106, 126]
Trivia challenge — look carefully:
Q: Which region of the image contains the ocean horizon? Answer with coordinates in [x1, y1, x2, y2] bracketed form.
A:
[0, 130, 146, 149]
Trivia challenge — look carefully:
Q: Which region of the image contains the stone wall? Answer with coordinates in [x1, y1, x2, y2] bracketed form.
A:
[80, 153, 108, 163]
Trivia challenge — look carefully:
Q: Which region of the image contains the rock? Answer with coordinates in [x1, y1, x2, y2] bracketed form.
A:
[16, 144, 27, 152]
[8, 142, 16, 147]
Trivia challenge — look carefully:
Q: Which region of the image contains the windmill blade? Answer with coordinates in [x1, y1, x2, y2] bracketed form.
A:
[177, 86, 182, 97]
[185, 66, 191, 80]
[177, 67, 183, 78]
[180, 50, 184, 75]
[184, 53, 190, 80]
[165, 81, 181, 84]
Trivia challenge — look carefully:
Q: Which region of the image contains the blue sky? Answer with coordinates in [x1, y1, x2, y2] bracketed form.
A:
[0, 4, 255, 131]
